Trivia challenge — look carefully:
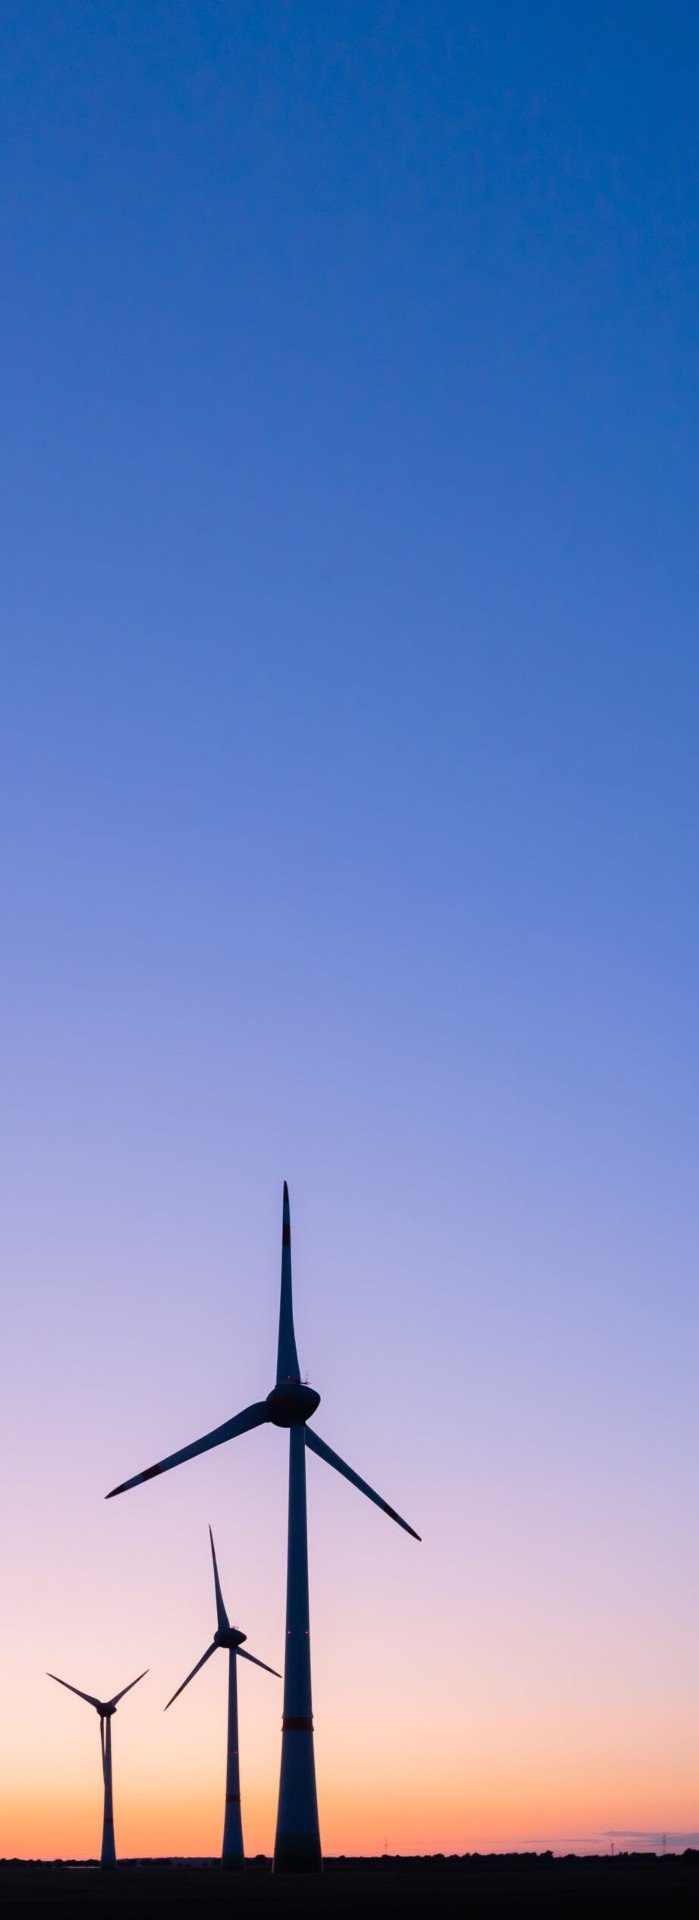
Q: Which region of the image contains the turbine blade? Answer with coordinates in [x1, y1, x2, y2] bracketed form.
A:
[276, 1180, 300, 1384]
[304, 1428, 421, 1540]
[209, 1526, 230, 1634]
[106, 1401, 268, 1498]
[237, 1646, 281, 1678]
[164, 1643, 217, 1710]
[47, 1673, 103, 1711]
[107, 1668, 149, 1710]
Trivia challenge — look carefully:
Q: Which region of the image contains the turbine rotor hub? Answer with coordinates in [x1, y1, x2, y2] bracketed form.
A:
[214, 1627, 246, 1650]
[265, 1382, 321, 1428]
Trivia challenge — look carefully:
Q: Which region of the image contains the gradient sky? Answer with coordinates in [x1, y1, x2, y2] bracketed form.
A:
[1, 0, 698, 1861]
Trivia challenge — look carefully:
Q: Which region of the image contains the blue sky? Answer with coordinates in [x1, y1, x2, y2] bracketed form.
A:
[1, 0, 698, 1856]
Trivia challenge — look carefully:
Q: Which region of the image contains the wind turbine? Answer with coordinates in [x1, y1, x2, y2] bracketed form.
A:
[165, 1527, 280, 1870]
[47, 1668, 147, 1868]
[107, 1182, 420, 1871]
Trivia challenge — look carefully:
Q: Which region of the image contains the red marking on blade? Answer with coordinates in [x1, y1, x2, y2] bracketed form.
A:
[282, 1224, 291, 1245]
[282, 1715, 313, 1731]
[141, 1464, 161, 1482]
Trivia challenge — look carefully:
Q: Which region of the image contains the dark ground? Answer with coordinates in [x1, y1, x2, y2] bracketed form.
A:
[2, 1855, 699, 1919]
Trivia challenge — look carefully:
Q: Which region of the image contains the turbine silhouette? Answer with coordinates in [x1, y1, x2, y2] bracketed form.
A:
[107, 1183, 419, 1870]
[47, 1668, 147, 1869]
[165, 1527, 279, 1870]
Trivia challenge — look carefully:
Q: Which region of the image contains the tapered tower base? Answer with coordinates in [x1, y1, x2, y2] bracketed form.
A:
[274, 1719, 321, 1869]
[100, 1827, 116, 1872]
[273, 1830, 323, 1872]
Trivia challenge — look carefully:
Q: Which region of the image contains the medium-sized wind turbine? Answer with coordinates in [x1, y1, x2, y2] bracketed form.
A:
[47, 1668, 148, 1869]
[165, 1528, 279, 1870]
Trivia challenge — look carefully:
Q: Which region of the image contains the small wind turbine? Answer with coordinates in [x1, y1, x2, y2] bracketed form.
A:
[108, 1182, 419, 1871]
[165, 1527, 279, 1870]
[47, 1668, 147, 1868]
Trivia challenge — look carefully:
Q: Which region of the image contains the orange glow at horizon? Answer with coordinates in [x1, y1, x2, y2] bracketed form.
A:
[5, 1669, 699, 1860]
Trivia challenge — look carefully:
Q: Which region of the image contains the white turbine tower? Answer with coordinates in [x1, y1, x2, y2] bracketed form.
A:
[165, 1527, 280, 1870]
[107, 1183, 419, 1871]
[47, 1668, 147, 1869]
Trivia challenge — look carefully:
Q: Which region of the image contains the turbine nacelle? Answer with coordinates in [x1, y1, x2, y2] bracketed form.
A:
[214, 1626, 246, 1650]
[266, 1382, 320, 1428]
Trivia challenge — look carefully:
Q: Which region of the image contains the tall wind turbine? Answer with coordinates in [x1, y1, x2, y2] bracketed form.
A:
[107, 1183, 419, 1871]
[47, 1668, 147, 1869]
[165, 1527, 280, 1870]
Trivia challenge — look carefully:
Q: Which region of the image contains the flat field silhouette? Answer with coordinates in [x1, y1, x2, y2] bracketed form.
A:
[2, 1853, 698, 1918]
